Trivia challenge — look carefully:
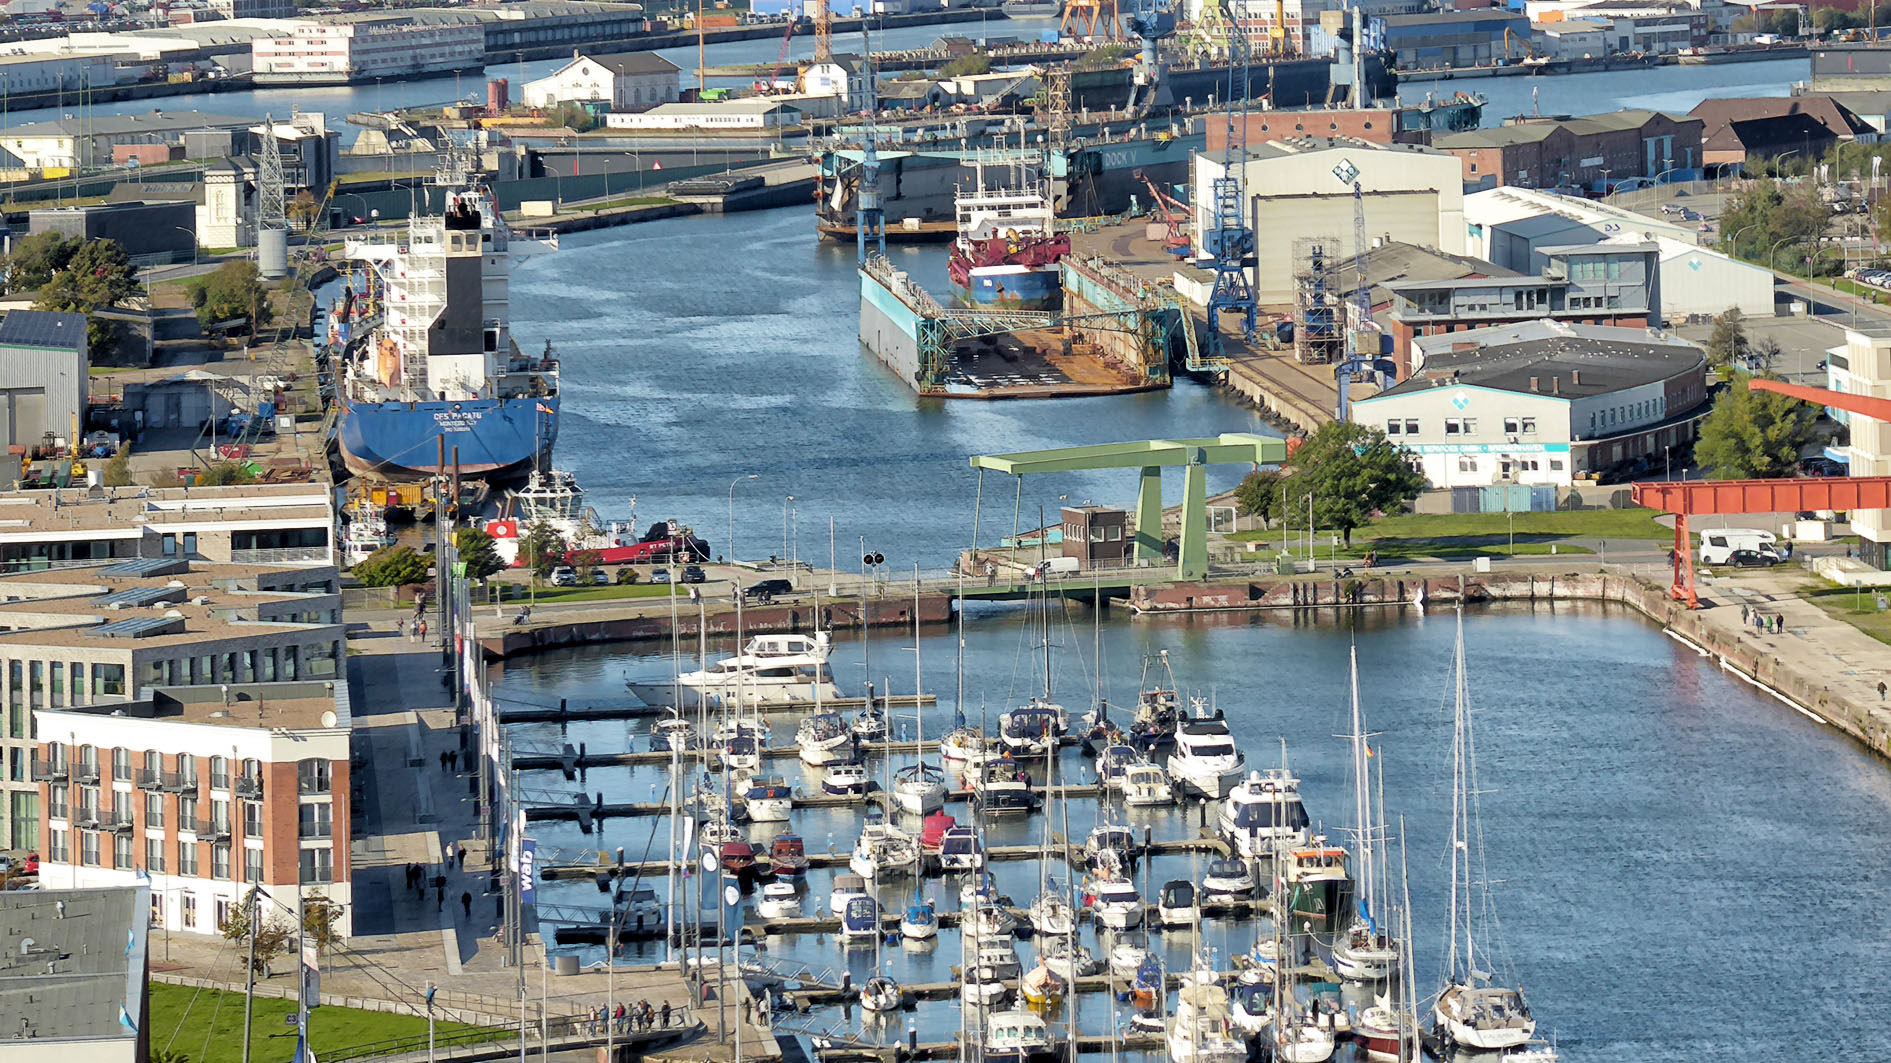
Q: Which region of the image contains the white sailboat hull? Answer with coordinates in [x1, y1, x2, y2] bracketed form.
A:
[894, 781, 946, 815]
[1330, 941, 1398, 982]
[745, 797, 793, 823]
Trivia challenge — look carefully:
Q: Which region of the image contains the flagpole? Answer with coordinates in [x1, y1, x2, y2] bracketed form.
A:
[296, 881, 307, 1063]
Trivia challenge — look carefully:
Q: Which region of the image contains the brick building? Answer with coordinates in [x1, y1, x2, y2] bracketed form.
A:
[1434, 109, 1703, 191]
[34, 681, 352, 937]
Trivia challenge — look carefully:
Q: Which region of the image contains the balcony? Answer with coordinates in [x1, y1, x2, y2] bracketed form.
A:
[30, 759, 67, 783]
[108, 812, 135, 833]
[75, 810, 102, 830]
[74, 764, 100, 785]
[163, 773, 198, 794]
[195, 819, 231, 842]
[234, 775, 264, 799]
[136, 769, 166, 791]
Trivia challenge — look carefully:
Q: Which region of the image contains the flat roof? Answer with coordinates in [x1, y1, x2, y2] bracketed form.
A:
[0, 109, 256, 139]
[0, 886, 146, 1045]
[0, 483, 332, 539]
[44, 681, 342, 731]
[1375, 321, 1703, 400]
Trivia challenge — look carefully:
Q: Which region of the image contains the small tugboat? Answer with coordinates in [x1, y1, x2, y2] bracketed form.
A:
[822, 762, 872, 799]
[839, 895, 881, 943]
[795, 712, 853, 766]
[1277, 838, 1353, 943]
[1200, 858, 1258, 904]
[768, 834, 809, 879]
[756, 881, 801, 919]
[900, 901, 939, 940]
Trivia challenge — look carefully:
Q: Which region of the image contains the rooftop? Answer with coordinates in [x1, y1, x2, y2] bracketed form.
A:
[1374, 320, 1703, 401]
[0, 885, 147, 1047]
[43, 681, 343, 731]
[1243, 135, 1448, 162]
[0, 483, 332, 540]
[1382, 8, 1528, 26]
[0, 109, 255, 139]
[1434, 109, 1696, 150]
[585, 51, 680, 76]
[0, 309, 87, 352]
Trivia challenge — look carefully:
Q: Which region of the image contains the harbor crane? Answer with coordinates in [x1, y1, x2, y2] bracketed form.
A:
[1333, 179, 1395, 421]
[1135, 168, 1191, 257]
[1205, 0, 1257, 355]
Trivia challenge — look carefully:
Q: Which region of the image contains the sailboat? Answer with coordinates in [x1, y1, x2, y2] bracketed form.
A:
[1333, 647, 1399, 982]
[1432, 611, 1538, 1052]
[892, 583, 947, 814]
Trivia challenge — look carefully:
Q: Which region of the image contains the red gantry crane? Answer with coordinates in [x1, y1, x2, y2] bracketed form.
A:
[1135, 168, 1191, 257]
[1632, 379, 1891, 608]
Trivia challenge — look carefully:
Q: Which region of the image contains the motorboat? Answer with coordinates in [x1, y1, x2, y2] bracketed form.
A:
[1095, 744, 1140, 790]
[720, 735, 760, 773]
[938, 824, 986, 872]
[1120, 763, 1174, 806]
[939, 726, 997, 765]
[740, 776, 794, 823]
[629, 632, 840, 707]
[1200, 858, 1258, 904]
[1019, 960, 1066, 1008]
[618, 886, 664, 936]
[983, 1008, 1055, 1063]
[1088, 876, 1143, 929]
[1277, 839, 1353, 943]
[919, 811, 957, 852]
[719, 841, 759, 878]
[756, 881, 801, 919]
[1353, 999, 1415, 1062]
[962, 964, 1009, 1006]
[967, 901, 1020, 939]
[688, 777, 728, 820]
[767, 834, 809, 879]
[1434, 985, 1536, 1052]
[1131, 955, 1163, 1009]
[860, 974, 902, 1012]
[698, 818, 742, 853]
[1217, 768, 1310, 859]
[999, 701, 1060, 758]
[1166, 979, 1250, 1063]
[1106, 930, 1149, 977]
[851, 704, 888, 741]
[900, 901, 939, 940]
[649, 713, 697, 753]
[959, 872, 1001, 909]
[821, 762, 872, 799]
[829, 873, 869, 917]
[1165, 706, 1247, 800]
[1230, 979, 1275, 1038]
[838, 895, 881, 942]
[892, 762, 948, 816]
[849, 823, 920, 880]
[971, 759, 1039, 816]
[795, 712, 853, 765]
[1028, 890, 1075, 937]
[1155, 879, 1198, 929]
[1082, 824, 1140, 871]
[340, 499, 396, 566]
[1331, 921, 1399, 982]
[975, 937, 1022, 979]
[1038, 936, 1103, 980]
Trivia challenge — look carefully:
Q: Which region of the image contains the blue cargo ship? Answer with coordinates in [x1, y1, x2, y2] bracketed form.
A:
[330, 186, 559, 482]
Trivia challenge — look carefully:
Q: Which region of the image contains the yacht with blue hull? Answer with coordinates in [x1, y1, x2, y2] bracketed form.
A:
[331, 181, 559, 483]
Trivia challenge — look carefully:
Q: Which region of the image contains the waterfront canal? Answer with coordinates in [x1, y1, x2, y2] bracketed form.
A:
[493, 604, 1891, 1062]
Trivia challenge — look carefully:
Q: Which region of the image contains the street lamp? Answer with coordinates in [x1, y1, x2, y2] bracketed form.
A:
[1767, 236, 1797, 274]
[1726, 221, 1762, 260]
[1772, 148, 1800, 180]
[172, 226, 197, 267]
[1651, 165, 1680, 213]
[781, 495, 793, 568]
[727, 474, 757, 566]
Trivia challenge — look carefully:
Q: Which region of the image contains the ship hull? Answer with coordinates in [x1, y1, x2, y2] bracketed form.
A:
[962, 266, 1061, 311]
[338, 396, 557, 483]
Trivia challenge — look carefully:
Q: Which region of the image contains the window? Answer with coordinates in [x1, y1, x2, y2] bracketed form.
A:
[212, 798, 229, 833]
[1503, 417, 1519, 435]
[243, 801, 262, 836]
[80, 831, 99, 867]
[182, 893, 197, 928]
[211, 843, 230, 880]
[178, 795, 197, 829]
[244, 846, 263, 885]
[145, 791, 164, 829]
[298, 760, 331, 795]
[1462, 418, 1478, 434]
[300, 848, 333, 885]
[1444, 418, 1463, 435]
[299, 802, 332, 839]
[1549, 459, 1565, 471]
[210, 757, 229, 790]
[48, 828, 67, 864]
[145, 836, 164, 873]
[71, 660, 85, 699]
[1457, 456, 1478, 472]
[1386, 420, 1402, 435]
[94, 663, 124, 697]
[78, 786, 98, 823]
[50, 662, 63, 702]
[113, 832, 131, 869]
[177, 754, 196, 788]
[48, 786, 66, 821]
[178, 840, 198, 877]
[1521, 417, 1537, 435]
[1404, 419, 1418, 434]
[113, 747, 130, 782]
[215, 898, 231, 930]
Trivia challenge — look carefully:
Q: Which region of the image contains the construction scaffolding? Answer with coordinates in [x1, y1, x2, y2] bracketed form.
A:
[1292, 236, 1343, 366]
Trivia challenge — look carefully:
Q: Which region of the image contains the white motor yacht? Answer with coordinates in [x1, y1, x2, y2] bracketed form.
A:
[1218, 768, 1310, 858]
[1331, 920, 1399, 982]
[1120, 762, 1174, 806]
[838, 895, 881, 943]
[1155, 879, 1198, 929]
[795, 712, 853, 765]
[828, 872, 869, 917]
[1230, 979, 1275, 1038]
[1166, 980, 1251, 1063]
[975, 938, 1022, 980]
[962, 964, 1008, 1006]
[849, 823, 919, 880]
[340, 500, 396, 567]
[939, 726, 997, 765]
[1165, 708, 1246, 799]
[1089, 877, 1143, 929]
[740, 776, 794, 823]
[1200, 857, 1259, 904]
[821, 763, 871, 799]
[756, 881, 801, 919]
[628, 632, 840, 707]
[1106, 931, 1149, 978]
[998, 700, 1061, 758]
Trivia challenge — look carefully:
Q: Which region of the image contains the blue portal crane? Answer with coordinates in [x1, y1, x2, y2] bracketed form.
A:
[1206, 0, 1257, 355]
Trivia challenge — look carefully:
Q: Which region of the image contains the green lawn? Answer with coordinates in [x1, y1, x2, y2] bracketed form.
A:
[149, 982, 499, 1063]
[1799, 581, 1891, 647]
[520, 581, 687, 604]
[1230, 507, 1672, 559]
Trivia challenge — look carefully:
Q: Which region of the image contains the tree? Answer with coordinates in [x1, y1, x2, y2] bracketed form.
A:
[220, 895, 295, 975]
[939, 51, 992, 77]
[287, 189, 320, 231]
[2, 231, 76, 292]
[1695, 373, 1817, 480]
[1705, 308, 1750, 368]
[516, 521, 567, 580]
[35, 237, 140, 352]
[198, 461, 258, 486]
[453, 527, 507, 581]
[1233, 468, 1284, 525]
[544, 102, 597, 132]
[300, 892, 345, 955]
[352, 545, 432, 586]
[188, 261, 273, 339]
[570, 548, 604, 583]
[1277, 422, 1427, 545]
[101, 448, 133, 487]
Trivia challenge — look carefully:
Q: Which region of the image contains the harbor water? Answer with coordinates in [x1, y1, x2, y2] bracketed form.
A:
[493, 604, 1891, 1061]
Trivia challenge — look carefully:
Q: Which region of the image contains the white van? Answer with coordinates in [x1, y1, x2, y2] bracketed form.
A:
[1026, 556, 1081, 579]
[1698, 528, 1779, 565]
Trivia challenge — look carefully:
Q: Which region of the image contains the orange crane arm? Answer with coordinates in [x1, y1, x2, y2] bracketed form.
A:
[1749, 378, 1891, 420]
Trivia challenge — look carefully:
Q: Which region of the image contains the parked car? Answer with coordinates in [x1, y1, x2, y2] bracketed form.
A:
[1728, 548, 1783, 568]
[550, 566, 577, 587]
[680, 564, 707, 584]
[651, 568, 672, 584]
[591, 569, 611, 585]
[743, 578, 794, 603]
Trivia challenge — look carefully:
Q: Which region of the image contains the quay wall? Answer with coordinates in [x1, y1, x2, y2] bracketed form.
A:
[478, 592, 953, 658]
[1060, 256, 1169, 383]
[859, 267, 925, 389]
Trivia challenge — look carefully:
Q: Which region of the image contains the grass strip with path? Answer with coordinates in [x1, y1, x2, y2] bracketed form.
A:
[149, 982, 500, 1063]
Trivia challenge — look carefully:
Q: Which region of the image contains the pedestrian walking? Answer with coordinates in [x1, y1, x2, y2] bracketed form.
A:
[661, 1001, 672, 1028]
[447, 749, 458, 772]
[445, 840, 456, 868]
[460, 891, 472, 919]
[614, 1003, 626, 1034]
[456, 846, 467, 868]
[418, 618, 429, 641]
[435, 883, 444, 911]
[395, 618, 404, 639]
[594, 1005, 607, 1035]
[1879, 680, 1887, 701]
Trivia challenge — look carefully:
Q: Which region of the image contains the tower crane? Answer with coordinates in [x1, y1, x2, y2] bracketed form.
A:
[1333, 179, 1394, 421]
[1205, 0, 1257, 354]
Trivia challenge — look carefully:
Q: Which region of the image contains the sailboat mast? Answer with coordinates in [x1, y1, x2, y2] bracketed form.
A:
[1348, 644, 1373, 919]
[1449, 610, 1471, 982]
